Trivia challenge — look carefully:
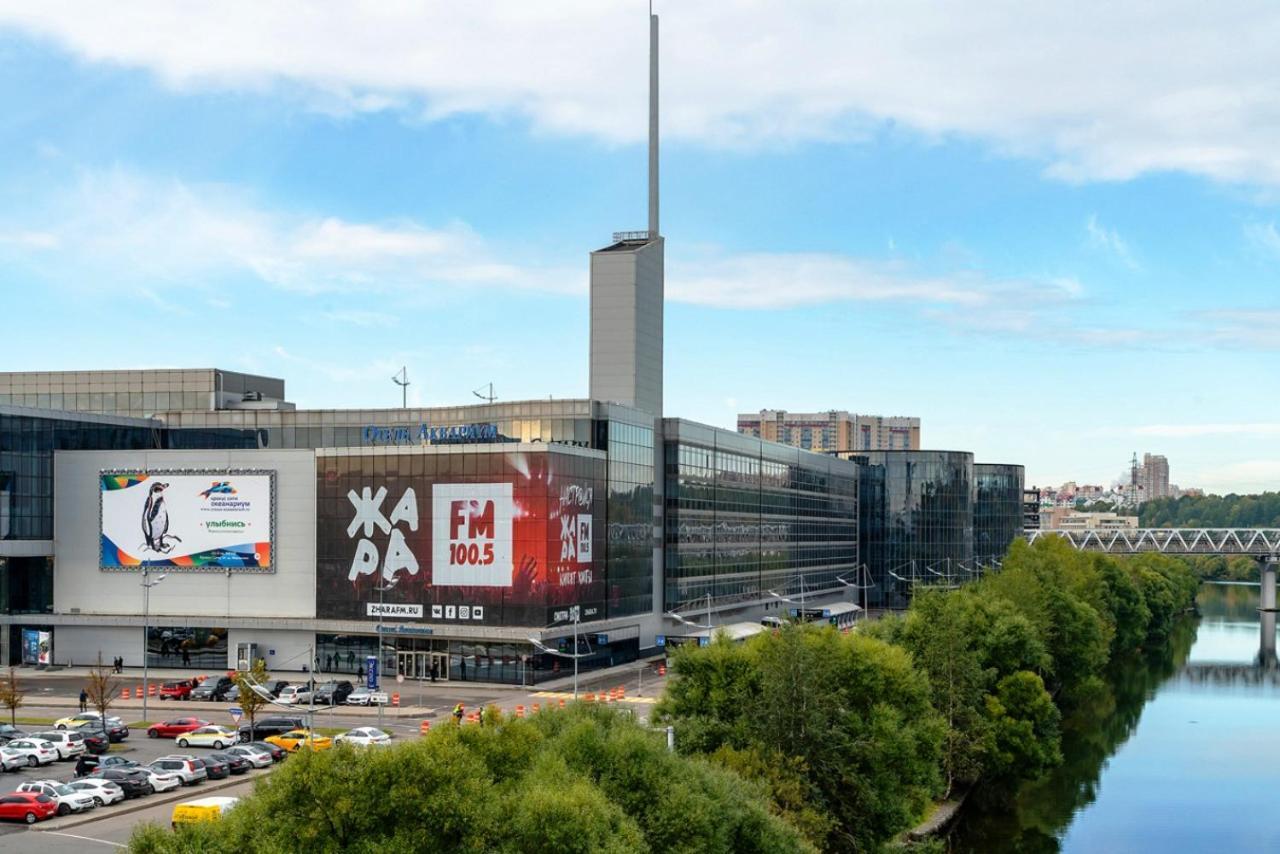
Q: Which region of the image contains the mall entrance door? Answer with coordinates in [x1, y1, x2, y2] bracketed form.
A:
[396, 651, 448, 682]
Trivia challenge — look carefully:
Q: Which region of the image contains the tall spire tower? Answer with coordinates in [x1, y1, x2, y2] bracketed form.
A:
[588, 8, 664, 416]
[648, 8, 659, 239]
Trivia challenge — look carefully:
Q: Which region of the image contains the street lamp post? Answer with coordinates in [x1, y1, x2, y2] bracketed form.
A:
[141, 569, 167, 726]
[373, 577, 398, 732]
[527, 604, 584, 699]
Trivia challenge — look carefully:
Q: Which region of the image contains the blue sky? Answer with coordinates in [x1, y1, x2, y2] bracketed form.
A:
[2, 2, 1280, 494]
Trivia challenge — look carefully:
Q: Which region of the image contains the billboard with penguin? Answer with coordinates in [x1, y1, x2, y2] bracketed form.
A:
[99, 470, 274, 571]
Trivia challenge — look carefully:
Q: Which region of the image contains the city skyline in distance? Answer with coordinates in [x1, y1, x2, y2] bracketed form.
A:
[2, 4, 1280, 495]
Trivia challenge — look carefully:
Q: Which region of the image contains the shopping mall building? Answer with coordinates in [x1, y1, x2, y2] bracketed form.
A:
[0, 25, 1019, 681]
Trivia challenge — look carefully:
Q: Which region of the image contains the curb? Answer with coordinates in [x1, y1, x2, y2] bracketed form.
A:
[34, 768, 269, 833]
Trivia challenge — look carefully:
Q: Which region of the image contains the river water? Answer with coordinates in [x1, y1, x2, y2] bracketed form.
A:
[951, 581, 1280, 852]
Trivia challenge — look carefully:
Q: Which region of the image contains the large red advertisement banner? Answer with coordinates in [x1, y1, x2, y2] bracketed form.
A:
[315, 449, 606, 627]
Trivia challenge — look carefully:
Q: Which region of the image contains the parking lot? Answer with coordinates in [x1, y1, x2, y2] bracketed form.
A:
[0, 724, 276, 852]
[0, 661, 666, 849]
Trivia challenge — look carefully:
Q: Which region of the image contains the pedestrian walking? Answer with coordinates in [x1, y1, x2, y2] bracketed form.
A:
[452, 703, 464, 724]
[430, 660, 438, 683]
[78, 688, 88, 712]
[357, 664, 365, 681]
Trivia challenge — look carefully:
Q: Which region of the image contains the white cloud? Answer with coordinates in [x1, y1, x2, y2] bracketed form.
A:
[5, 3, 1280, 184]
[1246, 222, 1280, 256]
[0, 230, 58, 249]
[0, 168, 582, 298]
[1193, 459, 1280, 494]
[0, 167, 1088, 322]
[318, 309, 399, 328]
[1085, 215, 1140, 270]
[667, 252, 994, 309]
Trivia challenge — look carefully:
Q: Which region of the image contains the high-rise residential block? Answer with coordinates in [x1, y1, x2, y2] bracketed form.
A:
[738, 409, 920, 452]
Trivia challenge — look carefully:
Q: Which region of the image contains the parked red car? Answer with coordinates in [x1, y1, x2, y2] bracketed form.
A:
[158, 680, 196, 701]
[0, 792, 57, 824]
[147, 718, 210, 739]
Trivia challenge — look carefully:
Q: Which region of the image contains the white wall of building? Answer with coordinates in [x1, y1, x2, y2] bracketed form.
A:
[54, 449, 316, 619]
[226, 628, 314, 673]
[51, 625, 139, 668]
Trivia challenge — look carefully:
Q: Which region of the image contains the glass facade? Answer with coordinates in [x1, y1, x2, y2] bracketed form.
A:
[0, 407, 259, 542]
[0, 408, 161, 540]
[145, 625, 228, 668]
[848, 450, 974, 608]
[162, 398, 598, 451]
[665, 420, 859, 614]
[974, 463, 1025, 564]
[602, 414, 655, 618]
[0, 557, 53, 614]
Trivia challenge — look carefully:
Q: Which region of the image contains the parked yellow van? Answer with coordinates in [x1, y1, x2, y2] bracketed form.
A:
[171, 796, 239, 828]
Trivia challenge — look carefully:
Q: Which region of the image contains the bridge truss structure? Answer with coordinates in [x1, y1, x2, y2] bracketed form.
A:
[1026, 528, 1280, 557]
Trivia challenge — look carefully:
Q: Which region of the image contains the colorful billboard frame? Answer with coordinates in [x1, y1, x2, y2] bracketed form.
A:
[99, 468, 276, 573]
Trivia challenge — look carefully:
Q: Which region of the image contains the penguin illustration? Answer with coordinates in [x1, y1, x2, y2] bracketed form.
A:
[141, 482, 182, 553]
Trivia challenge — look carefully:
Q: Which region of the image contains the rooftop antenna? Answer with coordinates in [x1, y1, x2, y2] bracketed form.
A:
[473, 382, 496, 404]
[648, 2, 659, 238]
[392, 366, 410, 409]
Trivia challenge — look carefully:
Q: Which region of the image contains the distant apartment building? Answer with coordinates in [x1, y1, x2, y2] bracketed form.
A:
[738, 409, 920, 453]
[1139, 453, 1171, 500]
[1042, 509, 1139, 531]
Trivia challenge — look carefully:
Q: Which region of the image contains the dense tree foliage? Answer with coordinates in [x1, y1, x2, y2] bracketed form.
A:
[657, 537, 1198, 852]
[655, 628, 944, 852]
[1140, 491, 1280, 528]
[130, 539, 1199, 854]
[129, 705, 811, 854]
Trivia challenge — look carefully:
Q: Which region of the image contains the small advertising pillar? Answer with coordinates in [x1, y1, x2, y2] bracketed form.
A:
[366, 654, 379, 690]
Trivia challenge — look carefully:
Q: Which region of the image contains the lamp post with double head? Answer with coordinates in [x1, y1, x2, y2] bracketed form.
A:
[141, 570, 167, 726]
[527, 604, 584, 699]
[373, 577, 398, 730]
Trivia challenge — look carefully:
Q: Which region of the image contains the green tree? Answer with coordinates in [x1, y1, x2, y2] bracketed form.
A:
[983, 671, 1061, 781]
[0, 668, 23, 727]
[895, 590, 990, 793]
[234, 659, 272, 741]
[130, 706, 811, 854]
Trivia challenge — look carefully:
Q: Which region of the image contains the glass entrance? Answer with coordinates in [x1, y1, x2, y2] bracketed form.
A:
[395, 651, 448, 681]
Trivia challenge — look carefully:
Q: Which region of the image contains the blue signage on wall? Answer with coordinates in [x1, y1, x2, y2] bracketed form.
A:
[366, 655, 378, 690]
[655, 635, 665, 647]
[363, 423, 499, 445]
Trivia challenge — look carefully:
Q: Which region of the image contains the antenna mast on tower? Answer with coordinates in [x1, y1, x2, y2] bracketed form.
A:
[472, 382, 497, 404]
[648, 2, 659, 238]
[1130, 452, 1140, 506]
[392, 367, 410, 409]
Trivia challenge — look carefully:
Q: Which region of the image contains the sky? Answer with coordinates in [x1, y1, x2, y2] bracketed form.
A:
[1, 2, 1280, 494]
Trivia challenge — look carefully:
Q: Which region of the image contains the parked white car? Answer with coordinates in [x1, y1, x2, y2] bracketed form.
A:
[344, 689, 389, 706]
[176, 726, 239, 750]
[276, 685, 313, 705]
[66, 778, 125, 807]
[334, 727, 392, 747]
[29, 730, 86, 760]
[17, 781, 96, 816]
[224, 744, 274, 768]
[149, 756, 207, 786]
[136, 767, 182, 793]
[2, 739, 59, 767]
[0, 747, 29, 771]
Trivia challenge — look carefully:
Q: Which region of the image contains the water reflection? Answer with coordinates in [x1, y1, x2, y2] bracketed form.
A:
[951, 582, 1280, 853]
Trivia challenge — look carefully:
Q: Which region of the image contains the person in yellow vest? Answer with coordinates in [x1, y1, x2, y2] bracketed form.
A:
[452, 703, 464, 724]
